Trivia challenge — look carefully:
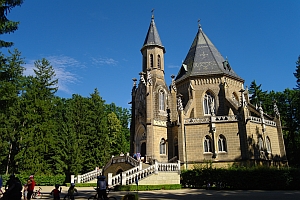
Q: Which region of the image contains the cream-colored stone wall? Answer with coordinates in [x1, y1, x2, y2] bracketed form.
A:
[152, 125, 168, 162]
[246, 121, 283, 158]
[184, 122, 241, 162]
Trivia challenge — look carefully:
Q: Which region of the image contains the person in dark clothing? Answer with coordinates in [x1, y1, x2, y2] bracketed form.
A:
[3, 174, 22, 200]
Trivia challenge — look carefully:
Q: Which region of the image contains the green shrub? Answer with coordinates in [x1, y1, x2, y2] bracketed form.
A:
[2, 174, 66, 186]
[181, 166, 300, 190]
[65, 183, 97, 187]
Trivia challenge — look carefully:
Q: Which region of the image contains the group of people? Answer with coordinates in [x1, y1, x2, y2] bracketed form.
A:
[0, 174, 108, 200]
[0, 174, 35, 200]
[133, 152, 141, 161]
[50, 183, 77, 200]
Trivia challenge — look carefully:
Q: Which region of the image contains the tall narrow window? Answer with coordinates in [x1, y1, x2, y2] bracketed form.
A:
[218, 135, 227, 152]
[204, 135, 213, 153]
[150, 54, 154, 68]
[157, 55, 161, 69]
[258, 137, 263, 151]
[159, 90, 165, 111]
[160, 138, 166, 154]
[266, 137, 271, 153]
[203, 91, 215, 115]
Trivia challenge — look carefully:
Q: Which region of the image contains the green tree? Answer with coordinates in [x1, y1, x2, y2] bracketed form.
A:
[54, 95, 86, 180]
[294, 55, 300, 90]
[17, 58, 58, 174]
[248, 80, 268, 110]
[0, 0, 24, 48]
[0, 49, 25, 174]
[274, 89, 299, 166]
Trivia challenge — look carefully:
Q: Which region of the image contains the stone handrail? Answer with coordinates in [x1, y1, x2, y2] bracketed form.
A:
[103, 154, 139, 173]
[249, 116, 276, 126]
[168, 156, 178, 163]
[108, 160, 180, 186]
[73, 167, 101, 183]
[184, 117, 210, 124]
[211, 115, 239, 122]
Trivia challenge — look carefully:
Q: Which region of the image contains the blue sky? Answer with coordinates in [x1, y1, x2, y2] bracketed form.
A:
[2, 0, 300, 109]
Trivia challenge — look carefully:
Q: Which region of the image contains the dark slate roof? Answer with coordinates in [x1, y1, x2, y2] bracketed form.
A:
[141, 16, 165, 53]
[176, 26, 243, 82]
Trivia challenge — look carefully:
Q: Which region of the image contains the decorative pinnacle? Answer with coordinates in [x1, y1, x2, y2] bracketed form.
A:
[151, 9, 155, 20]
[198, 19, 202, 30]
[171, 74, 175, 79]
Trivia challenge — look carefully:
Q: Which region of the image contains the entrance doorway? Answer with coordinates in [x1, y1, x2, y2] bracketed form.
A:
[141, 142, 146, 157]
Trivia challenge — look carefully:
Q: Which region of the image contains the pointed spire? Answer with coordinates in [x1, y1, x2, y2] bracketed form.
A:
[176, 20, 242, 82]
[141, 10, 165, 53]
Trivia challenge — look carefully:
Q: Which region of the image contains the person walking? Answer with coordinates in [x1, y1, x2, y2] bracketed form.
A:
[27, 175, 35, 200]
[50, 184, 62, 200]
[97, 176, 108, 200]
[67, 183, 77, 200]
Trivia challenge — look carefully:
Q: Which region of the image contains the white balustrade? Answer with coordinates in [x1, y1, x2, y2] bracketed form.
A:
[109, 160, 180, 186]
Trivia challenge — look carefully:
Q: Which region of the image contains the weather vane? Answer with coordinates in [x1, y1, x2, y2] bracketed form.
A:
[198, 19, 201, 29]
[151, 8, 155, 19]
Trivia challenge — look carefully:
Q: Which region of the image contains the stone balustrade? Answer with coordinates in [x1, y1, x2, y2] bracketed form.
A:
[72, 167, 101, 183]
[108, 160, 180, 186]
[249, 116, 277, 126]
[211, 115, 239, 122]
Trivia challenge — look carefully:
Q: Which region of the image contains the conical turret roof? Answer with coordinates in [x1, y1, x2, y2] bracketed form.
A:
[141, 15, 165, 53]
[176, 26, 243, 82]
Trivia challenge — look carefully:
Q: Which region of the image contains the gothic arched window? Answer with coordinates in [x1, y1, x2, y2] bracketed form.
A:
[204, 135, 213, 153]
[218, 135, 227, 152]
[150, 54, 154, 68]
[160, 138, 166, 154]
[266, 136, 271, 153]
[159, 90, 165, 111]
[258, 137, 263, 151]
[203, 91, 215, 115]
[157, 55, 161, 69]
[232, 92, 239, 106]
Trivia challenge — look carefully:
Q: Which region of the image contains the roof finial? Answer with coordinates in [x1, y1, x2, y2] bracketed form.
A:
[198, 19, 202, 30]
[151, 8, 155, 20]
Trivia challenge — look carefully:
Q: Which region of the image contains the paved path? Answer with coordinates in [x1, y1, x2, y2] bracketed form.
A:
[37, 186, 300, 200]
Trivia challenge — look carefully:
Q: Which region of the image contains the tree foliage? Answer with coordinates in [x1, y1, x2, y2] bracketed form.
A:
[0, 0, 24, 48]
[0, 53, 131, 176]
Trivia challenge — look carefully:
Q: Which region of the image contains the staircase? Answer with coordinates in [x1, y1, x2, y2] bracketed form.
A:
[108, 160, 181, 186]
[72, 155, 181, 186]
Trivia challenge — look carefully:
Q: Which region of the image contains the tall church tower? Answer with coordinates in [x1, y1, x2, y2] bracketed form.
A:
[130, 14, 169, 163]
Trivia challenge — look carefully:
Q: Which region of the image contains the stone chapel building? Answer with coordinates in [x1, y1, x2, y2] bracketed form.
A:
[130, 15, 287, 169]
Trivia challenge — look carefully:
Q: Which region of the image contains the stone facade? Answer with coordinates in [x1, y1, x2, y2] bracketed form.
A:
[130, 15, 287, 170]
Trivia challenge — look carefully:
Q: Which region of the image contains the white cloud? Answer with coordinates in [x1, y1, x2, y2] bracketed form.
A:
[91, 57, 118, 66]
[23, 55, 84, 94]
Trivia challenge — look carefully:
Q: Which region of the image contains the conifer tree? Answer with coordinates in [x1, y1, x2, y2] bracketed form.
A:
[0, 49, 24, 174]
[248, 80, 268, 110]
[0, 0, 24, 47]
[294, 55, 300, 90]
[17, 58, 58, 174]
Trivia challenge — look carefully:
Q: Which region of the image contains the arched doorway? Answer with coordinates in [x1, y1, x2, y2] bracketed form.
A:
[116, 169, 123, 175]
[141, 142, 146, 157]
